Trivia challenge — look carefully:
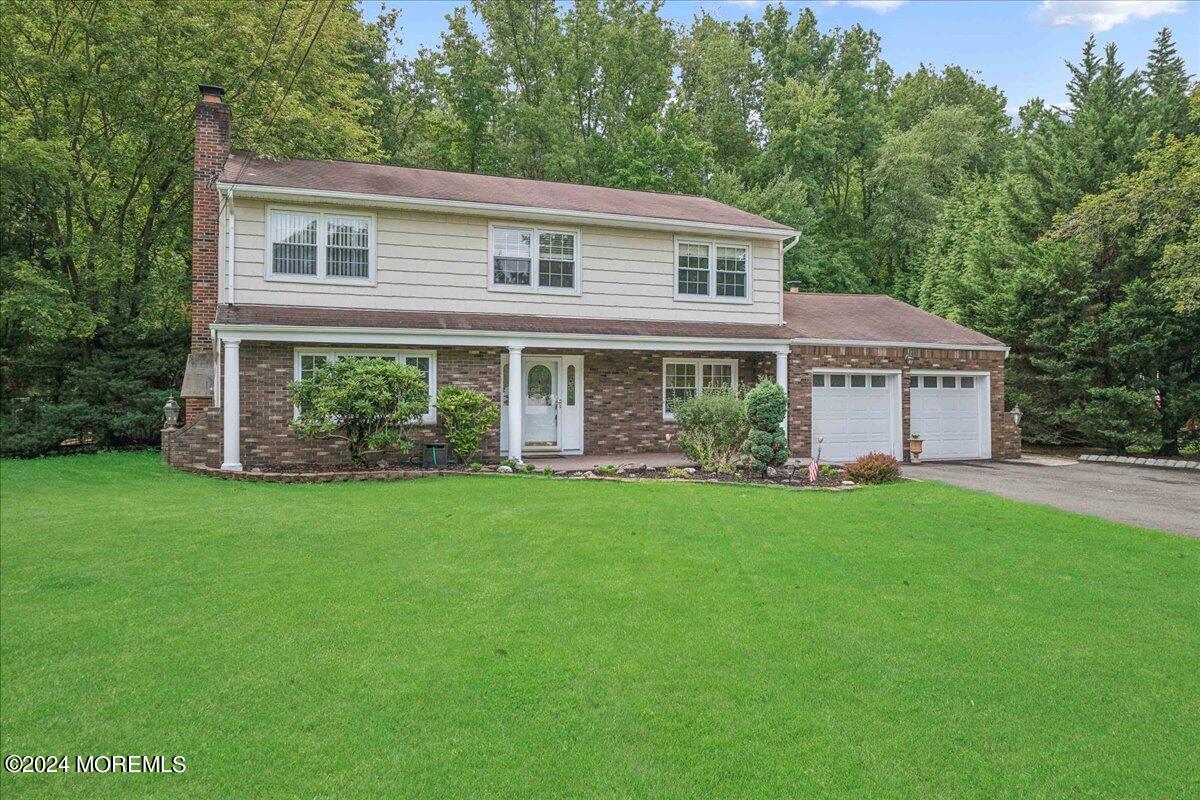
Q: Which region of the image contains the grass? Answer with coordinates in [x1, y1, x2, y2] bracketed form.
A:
[1, 452, 1197, 799]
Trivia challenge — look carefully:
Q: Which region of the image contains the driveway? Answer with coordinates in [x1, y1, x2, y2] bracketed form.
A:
[905, 458, 1200, 537]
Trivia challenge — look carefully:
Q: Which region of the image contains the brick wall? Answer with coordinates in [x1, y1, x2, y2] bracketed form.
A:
[787, 344, 1020, 460]
[187, 95, 230, 418]
[164, 341, 1017, 471]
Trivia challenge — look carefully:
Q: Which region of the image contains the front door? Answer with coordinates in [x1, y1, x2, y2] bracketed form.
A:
[523, 359, 559, 449]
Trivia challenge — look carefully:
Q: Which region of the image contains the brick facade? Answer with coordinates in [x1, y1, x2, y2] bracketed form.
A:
[187, 91, 230, 418]
[787, 343, 1020, 460]
[164, 341, 1017, 471]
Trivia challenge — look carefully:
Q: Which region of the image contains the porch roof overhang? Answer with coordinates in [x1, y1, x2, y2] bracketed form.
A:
[212, 304, 792, 353]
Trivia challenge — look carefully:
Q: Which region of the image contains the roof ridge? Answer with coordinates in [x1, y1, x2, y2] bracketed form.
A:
[229, 150, 722, 204]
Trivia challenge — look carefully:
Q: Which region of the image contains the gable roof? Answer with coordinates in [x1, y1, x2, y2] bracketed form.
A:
[782, 292, 1005, 348]
[220, 153, 793, 234]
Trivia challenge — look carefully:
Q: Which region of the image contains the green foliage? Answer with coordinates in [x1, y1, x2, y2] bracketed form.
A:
[1, 0, 385, 455]
[664, 466, 689, 479]
[593, 464, 618, 476]
[469, 462, 483, 472]
[743, 380, 789, 471]
[845, 453, 902, 484]
[289, 358, 428, 466]
[818, 464, 839, 479]
[541, 467, 554, 477]
[672, 388, 749, 474]
[435, 386, 500, 464]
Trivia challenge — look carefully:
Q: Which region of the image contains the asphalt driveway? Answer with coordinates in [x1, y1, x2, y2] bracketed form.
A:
[905, 458, 1200, 537]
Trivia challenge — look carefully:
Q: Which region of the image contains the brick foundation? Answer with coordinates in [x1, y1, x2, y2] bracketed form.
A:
[164, 341, 1017, 471]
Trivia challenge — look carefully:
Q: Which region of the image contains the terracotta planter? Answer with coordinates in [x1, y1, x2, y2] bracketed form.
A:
[909, 438, 924, 464]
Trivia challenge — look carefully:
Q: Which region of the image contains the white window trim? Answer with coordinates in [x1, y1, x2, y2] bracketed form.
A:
[292, 347, 437, 425]
[673, 237, 752, 304]
[487, 223, 583, 296]
[265, 205, 377, 286]
[662, 357, 739, 421]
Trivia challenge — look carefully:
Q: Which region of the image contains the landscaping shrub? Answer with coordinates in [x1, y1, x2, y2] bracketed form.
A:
[289, 358, 428, 466]
[845, 452, 902, 484]
[435, 386, 500, 463]
[743, 380, 789, 472]
[672, 387, 748, 473]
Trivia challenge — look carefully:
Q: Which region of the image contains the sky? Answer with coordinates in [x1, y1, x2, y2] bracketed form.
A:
[365, 0, 1199, 116]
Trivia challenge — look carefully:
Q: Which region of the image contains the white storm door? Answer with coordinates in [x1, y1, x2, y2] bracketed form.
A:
[811, 372, 899, 462]
[523, 358, 560, 449]
[910, 374, 988, 460]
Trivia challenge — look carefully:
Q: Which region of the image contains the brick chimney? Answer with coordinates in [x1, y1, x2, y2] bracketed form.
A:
[186, 84, 230, 416]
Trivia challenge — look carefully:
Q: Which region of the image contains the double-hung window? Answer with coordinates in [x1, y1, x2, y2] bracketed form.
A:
[675, 240, 749, 302]
[662, 358, 738, 420]
[490, 225, 579, 293]
[293, 349, 436, 424]
[268, 208, 374, 282]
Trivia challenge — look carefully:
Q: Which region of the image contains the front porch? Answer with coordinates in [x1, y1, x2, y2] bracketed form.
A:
[179, 324, 793, 471]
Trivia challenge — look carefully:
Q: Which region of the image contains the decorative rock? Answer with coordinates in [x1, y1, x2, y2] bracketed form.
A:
[497, 465, 514, 474]
[842, 480, 855, 486]
[765, 466, 778, 477]
[377, 460, 389, 469]
[684, 467, 697, 475]
[583, 470, 595, 478]
[616, 466, 627, 474]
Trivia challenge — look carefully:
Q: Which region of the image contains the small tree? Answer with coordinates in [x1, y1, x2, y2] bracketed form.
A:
[672, 387, 749, 473]
[743, 379, 789, 472]
[289, 358, 428, 466]
[435, 385, 500, 463]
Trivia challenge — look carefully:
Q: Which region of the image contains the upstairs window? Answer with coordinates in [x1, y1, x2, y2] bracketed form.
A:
[268, 208, 374, 282]
[490, 225, 578, 293]
[676, 240, 749, 301]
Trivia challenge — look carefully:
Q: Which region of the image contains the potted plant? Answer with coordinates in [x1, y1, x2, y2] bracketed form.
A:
[909, 433, 924, 463]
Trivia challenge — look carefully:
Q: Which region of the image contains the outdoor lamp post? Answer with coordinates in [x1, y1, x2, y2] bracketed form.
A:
[163, 395, 180, 430]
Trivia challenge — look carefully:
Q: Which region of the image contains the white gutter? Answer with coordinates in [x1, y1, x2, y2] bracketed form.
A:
[791, 336, 1009, 353]
[782, 233, 800, 253]
[211, 322, 792, 353]
[216, 182, 799, 241]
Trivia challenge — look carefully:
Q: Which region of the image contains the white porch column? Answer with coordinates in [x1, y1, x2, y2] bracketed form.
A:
[221, 338, 242, 471]
[775, 348, 790, 438]
[507, 345, 524, 463]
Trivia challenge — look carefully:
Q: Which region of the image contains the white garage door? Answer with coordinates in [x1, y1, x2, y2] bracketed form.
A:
[811, 372, 899, 462]
[910, 374, 989, 460]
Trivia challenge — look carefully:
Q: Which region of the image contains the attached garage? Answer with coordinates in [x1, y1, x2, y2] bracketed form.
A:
[811, 371, 902, 462]
[910, 373, 991, 460]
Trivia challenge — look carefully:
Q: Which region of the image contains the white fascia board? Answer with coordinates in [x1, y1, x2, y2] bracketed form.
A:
[791, 337, 1008, 353]
[216, 182, 798, 240]
[213, 323, 791, 353]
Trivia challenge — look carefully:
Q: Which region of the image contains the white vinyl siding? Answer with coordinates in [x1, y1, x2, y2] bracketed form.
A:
[267, 207, 375, 283]
[293, 348, 436, 424]
[489, 224, 579, 294]
[232, 200, 782, 323]
[662, 358, 738, 420]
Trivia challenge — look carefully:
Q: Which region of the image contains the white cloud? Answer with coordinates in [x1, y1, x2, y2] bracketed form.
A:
[822, 0, 910, 10]
[1032, 1, 1185, 32]
[846, 0, 909, 10]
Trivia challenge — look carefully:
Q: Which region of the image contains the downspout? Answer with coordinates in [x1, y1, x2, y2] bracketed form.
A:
[225, 188, 236, 305]
[780, 234, 800, 325]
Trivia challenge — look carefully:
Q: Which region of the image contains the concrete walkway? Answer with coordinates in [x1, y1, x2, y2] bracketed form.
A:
[524, 451, 692, 471]
[905, 459, 1200, 537]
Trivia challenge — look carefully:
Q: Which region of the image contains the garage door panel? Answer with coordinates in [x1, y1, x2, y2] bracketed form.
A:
[812, 373, 898, 463]
[911, 377, 987, 460]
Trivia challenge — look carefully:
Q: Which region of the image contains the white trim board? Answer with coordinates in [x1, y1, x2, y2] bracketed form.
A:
[214, 323, 793, 353]
[792, 337, 1009, 354]
[218, 183, 799, 240]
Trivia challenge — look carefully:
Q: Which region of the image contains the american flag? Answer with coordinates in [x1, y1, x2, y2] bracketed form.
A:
[808, 436, 823, 483]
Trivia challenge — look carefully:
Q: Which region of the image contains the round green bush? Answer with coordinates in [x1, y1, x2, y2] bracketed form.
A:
[745, 380, 787, 429]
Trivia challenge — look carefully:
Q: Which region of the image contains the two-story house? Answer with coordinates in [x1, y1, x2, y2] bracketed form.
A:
[167, 86, 1019, 472]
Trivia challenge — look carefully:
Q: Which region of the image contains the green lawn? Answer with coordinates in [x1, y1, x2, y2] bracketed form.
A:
[1, 452, 1197, 799]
